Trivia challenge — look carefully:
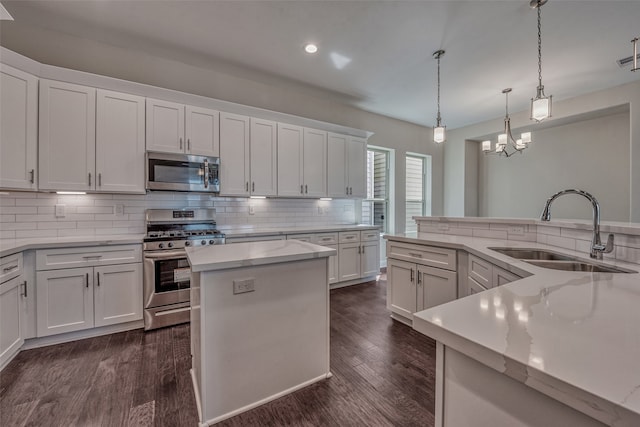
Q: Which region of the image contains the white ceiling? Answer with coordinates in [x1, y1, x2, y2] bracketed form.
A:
[2, 0, 639, 129]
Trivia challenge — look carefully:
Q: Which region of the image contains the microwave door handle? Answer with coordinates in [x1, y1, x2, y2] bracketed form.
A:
[203, 160, 209, 189]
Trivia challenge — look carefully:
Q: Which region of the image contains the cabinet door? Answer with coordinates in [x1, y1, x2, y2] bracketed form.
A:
[36, 267, 94, 337]
[302, 128, 327, 197]
[338, 242, 361, 282]
[146, 98, 184, 154]
[347, 137, 367, 198]
[468, 254, 493, 288]
[39, 80, 96, 191]
[219, 112, 250, 196]
[417, 266, 457, 311]
[0, 275, 25, 368]
[250, 118, 277, 196]
[277, 123, 304, 197]
[386, 259, 416, 319]
[493, 266, 521, 287]
[186, 105, 219, 157]
[361, 240, 380, 278]
[96, 89, 145, 193]
[467, 276, 488, 298]
[325, 244, 339, 285]
[94, 263, 142, 327]
[0, 64, 38, 191]
[327, 133, 348, 198]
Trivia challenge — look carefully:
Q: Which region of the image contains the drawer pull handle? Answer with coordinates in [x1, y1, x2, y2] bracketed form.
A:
[408, 252, 423, 258]
[417, 270, 421, 285]
[82, 255, 102, 259]
[346, 236, 355, 239]
[321, 238, 331, 241]
[86, 273, 89, 288]
[21, 280, 27, 298]
[410, 268, 414, 282]
[3, 264, 18, 272]
[96, 272, 101, 287]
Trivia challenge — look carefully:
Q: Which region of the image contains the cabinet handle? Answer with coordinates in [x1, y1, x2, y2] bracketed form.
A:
[346, 186, 349, 195]
[88, 172, 92, 186]
[96, 272, 100, 287]
[187, 139, 190, 151]
[305, 184, 308, 194]
[82, 255, 102, 259]
[180, 137, 183, 149]
[21, 280, 27, 298]
[321, 237, 331, 241]
[29, 169, 35, 184]
[252, 182, 255, 192]
[358, 245, 361, 254]
[86, 272, 89, 288]
[98, 173, 102, 187]
[410, 268, 414, 282]
[300, 185, 304, 194]
[2, 264, 18, 272]
[350, 187, 353, 195]
[408, 252, 423, 258]
[417, 270, 421, 285]
[246, 182, 249, 192]
[362, 245, 365, 254]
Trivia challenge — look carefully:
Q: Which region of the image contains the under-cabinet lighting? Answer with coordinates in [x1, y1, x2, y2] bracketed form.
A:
[56, 191, 86, 195]
[250, 196, 266, 199]
[319, 198, 332, 201]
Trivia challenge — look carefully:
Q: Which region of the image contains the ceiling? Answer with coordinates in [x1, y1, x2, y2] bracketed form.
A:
[1, 0, 639, 129]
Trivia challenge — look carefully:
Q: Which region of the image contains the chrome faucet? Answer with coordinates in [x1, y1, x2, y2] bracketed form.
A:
[540, 189, 614, 260]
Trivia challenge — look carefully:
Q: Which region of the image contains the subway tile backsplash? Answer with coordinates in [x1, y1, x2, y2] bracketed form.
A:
[0, 191, 357, 238]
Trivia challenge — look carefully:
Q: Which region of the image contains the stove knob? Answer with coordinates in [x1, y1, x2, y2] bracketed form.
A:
[201, 240, 207, 246]
[168, 242, 174, 248]
[158, 243, 164, 249]
[209, 239, 215, 245]
[185, 241, 191, 247]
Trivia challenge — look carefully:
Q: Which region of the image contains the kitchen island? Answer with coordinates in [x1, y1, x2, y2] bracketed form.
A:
[186, 239, 336, 426]
[385, 223, 640, 427]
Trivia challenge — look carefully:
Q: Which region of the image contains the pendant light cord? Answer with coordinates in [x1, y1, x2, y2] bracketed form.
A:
[436, 54, 441, 124]
[537, 0, 543, 88]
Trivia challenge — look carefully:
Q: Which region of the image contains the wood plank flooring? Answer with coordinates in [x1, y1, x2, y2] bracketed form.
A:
[0, 274, 436, 426]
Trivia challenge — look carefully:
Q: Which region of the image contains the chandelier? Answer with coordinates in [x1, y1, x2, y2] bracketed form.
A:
[632, 37, 639, 72]
[530, 0, 552, 122]
[482, 88, 532, 157]
[433, 50, 446, 143]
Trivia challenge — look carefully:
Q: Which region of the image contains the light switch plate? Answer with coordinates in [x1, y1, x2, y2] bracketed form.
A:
[249, 205, 255, 215]
[55, 204, 65, 218]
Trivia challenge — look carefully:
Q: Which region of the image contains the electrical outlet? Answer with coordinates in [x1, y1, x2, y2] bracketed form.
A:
[438, 223, 449, 231]
[318, 206, 323, 215]
[233, 278, 255, 294]
[55, 204, 65, 218]
[324, 207, 330, 214]
[249, 205, 255, 215]
[114, 204, 124, 216]
[509, 226, 525, 235]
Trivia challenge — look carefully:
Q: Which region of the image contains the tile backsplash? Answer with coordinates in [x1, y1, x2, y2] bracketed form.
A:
[0, 191, 357, 239]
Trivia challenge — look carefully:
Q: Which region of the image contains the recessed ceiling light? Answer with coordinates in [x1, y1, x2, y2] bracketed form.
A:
[304, 43, 318, 54]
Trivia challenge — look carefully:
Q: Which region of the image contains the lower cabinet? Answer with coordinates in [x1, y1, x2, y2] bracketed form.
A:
[337, 232, 380, 283]
[0, 274, 27, 368]
[35, 245, 143, 338]
[463, 254, 522, 298]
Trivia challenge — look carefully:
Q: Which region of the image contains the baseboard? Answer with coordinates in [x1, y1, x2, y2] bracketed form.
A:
[21, 320, 144, 350]
[329, 274, 379, 290]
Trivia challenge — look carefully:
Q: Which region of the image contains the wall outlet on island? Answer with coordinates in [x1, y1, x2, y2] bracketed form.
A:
[509, 226, 525, 235]
[438, 223, 449, 231]
[233, 278, 255, 294]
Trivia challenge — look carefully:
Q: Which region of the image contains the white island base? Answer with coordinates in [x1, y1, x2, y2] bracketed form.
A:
[187, 240, 335, 426]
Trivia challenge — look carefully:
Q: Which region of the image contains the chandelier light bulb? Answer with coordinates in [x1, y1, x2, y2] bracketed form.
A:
[530, 0, 552, 122]
[434, 126, 445, 144]
[432, 50, 446, 144]
[482, 140, 491, 152]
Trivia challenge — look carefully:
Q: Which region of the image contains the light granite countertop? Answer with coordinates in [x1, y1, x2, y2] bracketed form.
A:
[386, 232, 640, 426]
[0, 234, 146, 258]
[186, 239, 336, 272]
[220, 224, 379, 238]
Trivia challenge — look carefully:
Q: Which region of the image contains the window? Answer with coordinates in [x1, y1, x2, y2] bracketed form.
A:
[405, 154, 430, 233]
[362, 148, 389, 233]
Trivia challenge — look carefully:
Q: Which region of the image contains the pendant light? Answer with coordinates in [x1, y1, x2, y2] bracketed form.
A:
[433, 50, 446, 143]
[530, 0, 552, 122]
[632, 37, 639, 72]
[482, 88, 532, 157]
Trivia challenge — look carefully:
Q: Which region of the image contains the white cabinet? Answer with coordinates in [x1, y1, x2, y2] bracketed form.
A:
[338, 242, 361, 282]
[463, 254, 522, 298]
[0, 252, 27, 369]
[327, 133, 367, 198]
[219, 114, 277, 197]
[147, 98, 219, 157]
[337, 231, 380, 283]
[0, 64, 38, 191]
[386, 241, 457, 325]
[35, 245, 142, 337]
[277, 124, 327, 197]
[39, 80, 145, 193]
[96, 89, 146, 193]
[39, 80, 96, 192]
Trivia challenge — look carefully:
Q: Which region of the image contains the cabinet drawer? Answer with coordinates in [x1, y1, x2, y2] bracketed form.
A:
[360, 230, 380, 242]
[36, 245, 142, 270]
[311, 232, 339, 245]
[286, 234, 312, 243]
[339, 231, 361, 243]
[1, 253, 23, 284]
[387, 241, 456, 271]
[468, 254, 492, 288]
[467, 276, 488, 297]
[493, 266, 521, 287]
[226, 235, 284, 243]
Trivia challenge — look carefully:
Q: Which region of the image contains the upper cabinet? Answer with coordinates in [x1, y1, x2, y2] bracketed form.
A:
[39, 80, 145, 193]
[277, 124, 327, 197]
[249, 118, 277, 197]
[146, 98, 219, 157]
[327, 133, 366, 198]
[0, 64, 38, 191]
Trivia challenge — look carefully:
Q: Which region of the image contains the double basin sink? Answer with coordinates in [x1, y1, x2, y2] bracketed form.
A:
[488, 248, 636, 274]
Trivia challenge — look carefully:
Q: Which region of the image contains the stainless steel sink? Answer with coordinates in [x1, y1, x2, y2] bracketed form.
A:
[524, 260, 636, 273]
[488, 247, 636, 274]
[488, 247, 575, 261]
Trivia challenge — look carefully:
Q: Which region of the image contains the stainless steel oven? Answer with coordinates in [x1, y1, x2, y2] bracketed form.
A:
[146, 151, 220, 193]
[143, 208, 224, 330]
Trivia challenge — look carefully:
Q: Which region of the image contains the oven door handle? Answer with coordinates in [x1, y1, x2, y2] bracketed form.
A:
[144, 250, 188, 260]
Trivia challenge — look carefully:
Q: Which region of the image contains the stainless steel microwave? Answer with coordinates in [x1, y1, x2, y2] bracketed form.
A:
[146, 152, 220, 193]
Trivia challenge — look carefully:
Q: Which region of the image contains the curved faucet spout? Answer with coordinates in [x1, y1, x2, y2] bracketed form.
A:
[540, 189, 613, 260]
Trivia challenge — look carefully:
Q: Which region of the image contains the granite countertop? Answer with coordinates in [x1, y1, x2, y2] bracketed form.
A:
[186, 239, 336, 272]
[0, 234, 146, 258]
[386, 232, 640, 426]
[220, 224, 379, 238]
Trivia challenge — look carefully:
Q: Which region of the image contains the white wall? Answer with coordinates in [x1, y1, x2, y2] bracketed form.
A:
[0, 24, 442, 234]
[445, 79, 640, 222]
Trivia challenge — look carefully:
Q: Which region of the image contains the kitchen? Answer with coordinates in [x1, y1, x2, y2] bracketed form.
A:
[1, 1, 640, 426]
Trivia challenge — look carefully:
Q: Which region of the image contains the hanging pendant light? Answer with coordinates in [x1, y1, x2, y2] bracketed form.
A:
[632, 37, 639, 72]
[433, 50, 446, 143]
[482, 88, 532, 157]
[530, 0, 552, 122]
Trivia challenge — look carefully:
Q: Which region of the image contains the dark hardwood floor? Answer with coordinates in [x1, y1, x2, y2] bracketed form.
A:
[0, 274, 436, 426]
